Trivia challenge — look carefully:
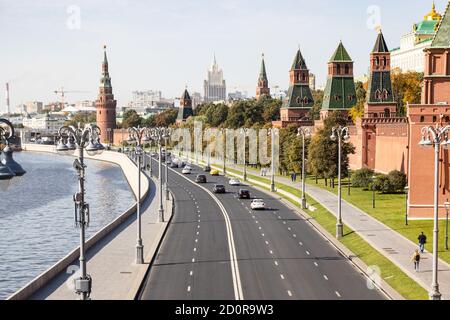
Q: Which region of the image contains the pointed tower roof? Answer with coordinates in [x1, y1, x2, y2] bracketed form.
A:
[100, 45, 112, 89]
[259, 53, 268, 81]
[372, 30, 389, 53]
[182, 88, 191, 101]
[329, 41, 352, 62]
[431, 1, 450, 47]
[103, 45, 108, 65]
[291, 49, 308, 70]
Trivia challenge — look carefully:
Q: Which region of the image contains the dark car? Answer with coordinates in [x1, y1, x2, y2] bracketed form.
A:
[238, 189, 251, 199]
[204, 165, 211, 172]
[195, 174, 207, 183]
[213, 184, 226, 194]
[170, 162, 179, 168]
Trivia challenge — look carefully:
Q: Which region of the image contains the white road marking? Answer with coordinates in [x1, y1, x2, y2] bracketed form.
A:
[190, 271, 193, 276]
[323, 275, 329, 280]
[288, 227, 291, 231]
[287, 290, 292, 297]
[192, 258, 195, 263]
[195, 239, 198, 243]
[274, 261, 279, 266]
[306, 251, 310, 255]
[265, 241, 269, 245]
[314, 262, 319, 267]
[262, 233, 265, 237]
[280, 274, 285, 280]
[269, 250, 273, 255]
[259, 227, 262, 230]
[299, 242, 303, 246]
[196, 231, 200, 235]
[293, 234, 297, 238]
[187, 286, 191, 292]
[194, 248, 197, 252]
[335, 291, 341, 298]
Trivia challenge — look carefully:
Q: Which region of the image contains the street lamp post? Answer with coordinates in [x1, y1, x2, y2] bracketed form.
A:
[242, 128, 249, 181]
[405, 186, 409, 226]
[150, 127, 171, 222]
[330, 126, 350, 239]
[0, 118, 26, 179]
[221, 128, 227, 175]
[297, 127, 311, 209]
[418, 124, 450, 300]
[56, 124, 104, 300]
[164, 130, 172, 201]
[127, 126, 151, 265]
[268, 129, 276, 192]
[372, 175, 376, 209]
[444, 199, 450, 251]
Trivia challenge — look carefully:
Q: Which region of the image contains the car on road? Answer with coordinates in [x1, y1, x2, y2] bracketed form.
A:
[150, 152, 157, 157]
[195, 174, 207, 183]
[237, 189, 251, 199]
[210, 170, 220, 176]
[229, 178, 241, 186]
[250, 199, 266, 210]
[182, 167, 192, 174]
[204, 165, 211, 172]
[213, 184, 226, 194]
[170, 162, 179, 168]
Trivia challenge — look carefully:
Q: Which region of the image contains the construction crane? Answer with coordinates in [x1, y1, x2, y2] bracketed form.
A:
[54, 87, 90, 111]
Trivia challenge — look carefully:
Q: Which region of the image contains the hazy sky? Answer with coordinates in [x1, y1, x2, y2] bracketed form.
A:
[0, 0, 445, 111]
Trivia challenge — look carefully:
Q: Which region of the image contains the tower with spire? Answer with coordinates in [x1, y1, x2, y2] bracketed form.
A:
[95, 46, 117, 144]
[204, 54, 227, 103]
[256, 53, 270, 99]
[176, 88, 194, 125]
[364, 30, 397, 118]
[277, 48, 314, 126]
[321, 41, 356, 119]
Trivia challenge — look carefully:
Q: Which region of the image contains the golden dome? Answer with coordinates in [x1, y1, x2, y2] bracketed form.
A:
[424, 1, 442, 21]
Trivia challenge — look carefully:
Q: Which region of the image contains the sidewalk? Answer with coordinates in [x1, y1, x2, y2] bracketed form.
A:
[30, 177, 172, 300]
[188, 154, 450, 300]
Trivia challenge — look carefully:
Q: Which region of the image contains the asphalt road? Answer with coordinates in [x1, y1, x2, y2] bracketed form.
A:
[138, 154, 385, 300]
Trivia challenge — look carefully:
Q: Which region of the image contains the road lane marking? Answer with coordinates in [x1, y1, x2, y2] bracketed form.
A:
[269, 250, 273, 255]
[262, 234, 265, 237]
[265, 241, 269, 245]
[195, 239, 198, 243]
[170, 167, 244, 300]
[192, 258, 195, 263]
[335, 291, 341, 298]
[323, 275, 328, 280]
[314, 262, 319, 267]
[190, 271, 193, 276]
[287, 290, 292, 297]
[293, 234, 297, 238]
[306, 251, 310, 255]
[288, 227, 291, 231]
[280, 274, 285, 280]
[274, 261, 279, 266]
[299, 242, 303, 246]
[187, 286, 191, 292]
[194, 248, 197, 252]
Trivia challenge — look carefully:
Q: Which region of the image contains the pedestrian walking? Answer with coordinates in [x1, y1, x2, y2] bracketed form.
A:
[293, 172, 297, 182]
[418, 232, 427, 253]
[411, 250, 421, 272]
[290, 172, 294, 182]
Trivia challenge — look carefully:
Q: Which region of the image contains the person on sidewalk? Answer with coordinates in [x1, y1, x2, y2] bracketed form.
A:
[411, 250, 421, 272]
[293, 172, 297, 182]
[418, 232, 427, 253]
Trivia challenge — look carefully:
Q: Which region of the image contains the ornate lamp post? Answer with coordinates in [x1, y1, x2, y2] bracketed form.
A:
[127, 126, 151, 264]
[297, 127, 311, 209]
[220, 128, 227, 175]
[444, 199, 450, 251]
[150, 127, 171, 222]
[0, 118, 26, 179]
[268, 129, 276, 192]
[418, 124, 450, 300]
[330, 126, 350, 239]
[372, 175, 377, 209]
[242, 128, 249, 181]
[56, 124, 104, 300]
[405, 185, 409, 226]
[163, 128, 172, 200]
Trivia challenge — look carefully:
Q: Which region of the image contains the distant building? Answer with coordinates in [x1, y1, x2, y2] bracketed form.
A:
[24, 101, 43, 114]
[391, 2, 442, 72]
[309, 73, 316, 91]
[190, 92, 203, 108]
[22, 113, 66, 131]
[204, 54, 227, 103]
[228, 91, 247, 102]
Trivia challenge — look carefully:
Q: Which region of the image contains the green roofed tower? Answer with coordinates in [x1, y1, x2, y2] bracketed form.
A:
[321, 41, 356, 119]
[176, 88, 194, 125]
[278, 48, 314, 124]
[364, 30, 397, 118]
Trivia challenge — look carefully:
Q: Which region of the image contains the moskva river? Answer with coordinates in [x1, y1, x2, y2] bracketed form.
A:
[0, 151, 135, 299]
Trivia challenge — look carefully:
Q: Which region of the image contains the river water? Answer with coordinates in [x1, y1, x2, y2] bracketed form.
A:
[0, 151, 135, 299]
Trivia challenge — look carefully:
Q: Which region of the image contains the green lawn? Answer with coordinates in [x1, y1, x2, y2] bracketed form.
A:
[223, 167, 428, 300]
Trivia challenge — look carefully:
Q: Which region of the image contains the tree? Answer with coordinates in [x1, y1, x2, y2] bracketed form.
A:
[154, 109, 178, 127]
[308, 90, 324, 120]
[349, 81, 367, 122]
[122, 109, 142, 128]
[391, 69, 423, 116]
[260, 96, 281, 123]
[65, 112, 97, 127]
[204, 103, 228, 127]
[351, 168, 374, 189]
[308, 111, 355, 185]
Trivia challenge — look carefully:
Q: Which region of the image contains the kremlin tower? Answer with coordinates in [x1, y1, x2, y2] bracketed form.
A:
[95, 46, 117, 144]
[176, 88, 194, 125]
[256, 54, 270, 99]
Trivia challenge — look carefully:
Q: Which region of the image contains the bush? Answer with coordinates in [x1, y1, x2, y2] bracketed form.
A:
[388, 170, 407, 192]
[372, 171, 407, 194]
[351, 168, 374, 189]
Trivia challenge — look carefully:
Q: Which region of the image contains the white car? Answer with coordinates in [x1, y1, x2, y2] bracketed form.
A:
[250, 199, 266, 210]
[182, 167, 192, 174]
[229, 178, 241, 186]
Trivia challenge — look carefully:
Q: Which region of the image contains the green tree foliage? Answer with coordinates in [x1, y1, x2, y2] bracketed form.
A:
[279, 125, 308, 174]
[308, 111, 355, 182]
[154, 109, 178, 127]
[65, 112, 97, 127]
[122, 109, 142, 128]
[372, 170, 407, 193]
[351, 168, 374, 189]
[349, 81, 367, 122]
[392, 69, 423, 116]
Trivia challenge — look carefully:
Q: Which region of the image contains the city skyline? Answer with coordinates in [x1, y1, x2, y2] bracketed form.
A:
[0, 0, 445, 111]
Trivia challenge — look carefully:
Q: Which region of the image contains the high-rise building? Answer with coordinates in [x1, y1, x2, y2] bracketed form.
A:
[321, 41, 357, 120]
[95, 46, 117, 144]
[309, 73, 316, 91]
[190, 92, 203, 108]
[204, 54, 227, 103]
[24, 101, 43, 114]
[391, 2, 442, 72]
[256, 53, 270, 99]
